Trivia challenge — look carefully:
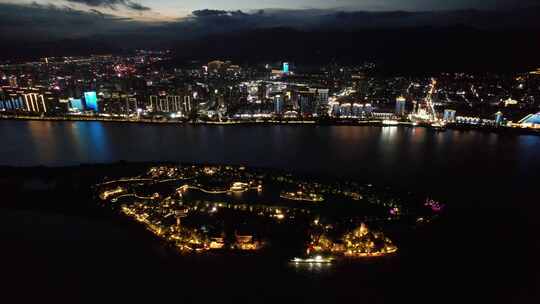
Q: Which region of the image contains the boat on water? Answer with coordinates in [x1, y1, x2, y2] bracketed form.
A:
[290, 255, 334, 264]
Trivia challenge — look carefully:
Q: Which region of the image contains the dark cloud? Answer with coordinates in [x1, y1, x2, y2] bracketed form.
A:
[125, 2, 150, 11]
[192, 9, 247, 17]
[182, 6, 540, 34]
[65, 0, 150, 11]
[89, 8, 106, 16]
[0, 2, 145, 41]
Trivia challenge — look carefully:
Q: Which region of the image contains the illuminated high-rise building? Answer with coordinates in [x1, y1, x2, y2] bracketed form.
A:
[150, 95, 158, 111]
[352, 73, 368, 98]
[274, 95, 284, 114]
[69, 98, 84, 111]
[1, 87, 56, 113]
[317, 89, 329, 105]
[0, 90, 24, 111]
[166, 95, 176, 112]
[258, 83, 267, 102]
[175, 95, 183, 113]
[23, 92, 47, 113]
[283, 62, 289, 73]
[395, 96, 406, 116]
[299, 90, 316, 116]
[443, 109, 456, 122]
[184, 95, 192, 112]
[127, 97, 137, 114]
[8, 76, 18, 88]
[84, 91, 98, 112]
[495, 111, 504, 126]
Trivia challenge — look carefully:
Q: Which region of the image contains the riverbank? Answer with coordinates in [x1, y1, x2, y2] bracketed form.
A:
[2, 114, 539, 135]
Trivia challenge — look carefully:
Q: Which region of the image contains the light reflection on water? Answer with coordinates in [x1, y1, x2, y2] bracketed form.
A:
[27, 121, 58, 161]
[2, 120, 540, 207]
[380, 125, 398, 140]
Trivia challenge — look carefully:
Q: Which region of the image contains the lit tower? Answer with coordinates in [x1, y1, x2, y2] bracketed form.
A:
[412, 78, 438, 122]
[424, 78, 437, 121]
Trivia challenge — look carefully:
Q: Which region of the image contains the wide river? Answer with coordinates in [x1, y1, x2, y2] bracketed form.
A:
[2, 120, 540, 208]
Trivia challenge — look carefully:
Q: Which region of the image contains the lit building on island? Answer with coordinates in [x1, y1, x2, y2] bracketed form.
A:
[99, 186, 126, 200]
[343, 223, 397, 257]
[307, 223, 397, 258]
[233, 232, 262, 251]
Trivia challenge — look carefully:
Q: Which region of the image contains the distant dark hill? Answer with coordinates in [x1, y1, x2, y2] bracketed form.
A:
[173, 26, 540, 72]
[1, 26, 539, 73]
[0, 38, 119, 62]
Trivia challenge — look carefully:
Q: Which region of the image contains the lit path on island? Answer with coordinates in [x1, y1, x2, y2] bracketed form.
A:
[98, 176, 195, 187]
[112, 193, 154, 201]
[178, 184, 261, 195]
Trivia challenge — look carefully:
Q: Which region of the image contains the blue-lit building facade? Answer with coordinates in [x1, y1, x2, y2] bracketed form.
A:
[443, 109, 456, 122]
[519, 112, 540, 128]
[283, 62, 289, 73]
[0, 86, 58, 113]
[69, 98, 84, 111]
[495, 111, 504, 126]
[0, 93, 24, 111]
[84, 91, 98, 112]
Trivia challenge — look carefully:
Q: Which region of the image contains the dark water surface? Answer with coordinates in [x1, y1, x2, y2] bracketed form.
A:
[2, 120, 540, 207]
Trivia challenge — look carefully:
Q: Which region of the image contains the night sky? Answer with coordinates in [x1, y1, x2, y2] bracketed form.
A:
[0, 0, 539, 65]
[2, 0, 536, 20]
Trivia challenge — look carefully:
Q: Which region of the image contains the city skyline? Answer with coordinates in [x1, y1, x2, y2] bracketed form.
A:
[1, 54, 539, 132]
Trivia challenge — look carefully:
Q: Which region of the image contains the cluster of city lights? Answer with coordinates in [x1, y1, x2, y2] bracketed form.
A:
[96, 164, 444, 265]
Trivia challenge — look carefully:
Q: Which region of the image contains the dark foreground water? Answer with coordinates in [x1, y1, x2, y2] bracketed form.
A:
[1, 120, 540, 303]
[2, 120, 540, 207]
